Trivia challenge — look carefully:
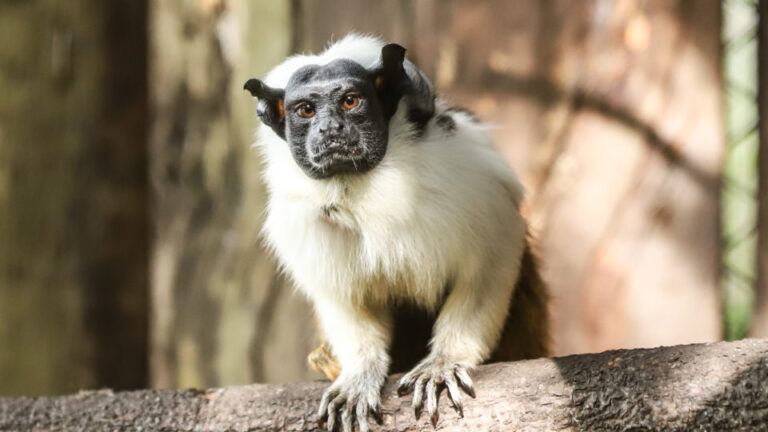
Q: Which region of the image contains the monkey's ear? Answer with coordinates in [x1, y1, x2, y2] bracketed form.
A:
[369, 44, 410, 120]
[244, 78, 287, 140]
[378, 43, 407, 85]
[369, 44, 435, 123]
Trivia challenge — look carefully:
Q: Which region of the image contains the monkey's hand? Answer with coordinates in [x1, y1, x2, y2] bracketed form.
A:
[396, 356, 476, 427]
[318, 370, 384, 432]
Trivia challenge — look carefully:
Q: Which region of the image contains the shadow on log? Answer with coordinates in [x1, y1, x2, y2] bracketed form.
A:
[1, 339, 766, 431]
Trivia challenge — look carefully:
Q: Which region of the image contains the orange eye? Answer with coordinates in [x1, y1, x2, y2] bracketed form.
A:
[342, 94, 360, 110]
[298, 103, 315, 118]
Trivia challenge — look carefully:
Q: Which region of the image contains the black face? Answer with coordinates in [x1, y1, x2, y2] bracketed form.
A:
[283, 60, 388, 178]
[245, 44, 419, 179]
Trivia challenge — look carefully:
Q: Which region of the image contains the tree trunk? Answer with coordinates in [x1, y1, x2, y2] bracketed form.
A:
[2, 339, 766, 431]
[0, 0, 148, 395]
[148, 0, 319, 389]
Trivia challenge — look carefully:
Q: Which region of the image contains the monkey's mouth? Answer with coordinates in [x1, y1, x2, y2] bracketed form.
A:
[297, 139, 385, 179]
[309, 141, 365, 166]
[307, 143, 377, 178]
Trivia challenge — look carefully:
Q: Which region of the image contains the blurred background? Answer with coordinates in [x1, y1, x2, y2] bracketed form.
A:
[0, 0, 765, 397]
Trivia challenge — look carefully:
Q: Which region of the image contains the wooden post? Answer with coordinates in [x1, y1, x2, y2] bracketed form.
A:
[0, 0, 148, 395]
[148, 0, 318, 389]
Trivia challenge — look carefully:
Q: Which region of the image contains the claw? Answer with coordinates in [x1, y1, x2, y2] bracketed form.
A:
[341, 405, 353, 432]
[431, 410, 440, 428]
[455, 401, 464, 419]
[318, 374, 383, 432]
[357, 403, 372, 432]
[397, 374, 415, 396]
[317, 404, 327, 428]
[399, 362, 477, 425]
[327, 395, 345, 432]
[425, 379, 438, 426]
[318, 387, 338, 420]
[445, 373, 464, 418]
[412, 375, 427, 419]
[370, 403, 383, 425]
[454, 366, 476, 398]
[358, 417, 370, 432]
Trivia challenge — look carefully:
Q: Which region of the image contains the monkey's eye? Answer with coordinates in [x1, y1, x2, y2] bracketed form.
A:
[342, 94, 360, 110]
[297, 103, 315, 118]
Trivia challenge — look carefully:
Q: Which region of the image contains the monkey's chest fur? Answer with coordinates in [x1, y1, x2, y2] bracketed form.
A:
[263, 171, 485, 309]
[287, 198, 549, 373]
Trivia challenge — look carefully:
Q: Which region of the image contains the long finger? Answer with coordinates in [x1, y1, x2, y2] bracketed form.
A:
[397, 371, 418, 396]
[326, 396, 343, 432]
[425, 378, 439, 427]
[412, 375, 427, 419]
[444, 373, 464, 418]
[356, 402, 370, 432]
[318, 388, 339, 423]
[341, 404, 354, 432]
[454, 366, 476, 398]
[369, 402, 383, 425]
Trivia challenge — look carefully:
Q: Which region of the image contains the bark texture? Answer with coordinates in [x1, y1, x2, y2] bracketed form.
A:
[2, 339, 766, 432]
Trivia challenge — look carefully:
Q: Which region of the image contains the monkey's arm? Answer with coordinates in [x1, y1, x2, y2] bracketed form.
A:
[397, 262, 521, 426]
[313, 295, 391, 432]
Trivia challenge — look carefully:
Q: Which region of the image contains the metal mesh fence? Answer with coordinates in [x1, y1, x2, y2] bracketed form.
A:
[722, 0, 760, 339]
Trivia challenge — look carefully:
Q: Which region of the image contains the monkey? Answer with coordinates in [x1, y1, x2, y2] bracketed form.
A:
[244, 35, 549, 431]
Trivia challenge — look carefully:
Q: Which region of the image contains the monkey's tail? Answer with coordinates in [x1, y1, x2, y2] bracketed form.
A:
[489, 235, 551, 362]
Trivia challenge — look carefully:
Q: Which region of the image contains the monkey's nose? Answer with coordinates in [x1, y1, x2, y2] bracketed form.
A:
[319, 120, 343, 135]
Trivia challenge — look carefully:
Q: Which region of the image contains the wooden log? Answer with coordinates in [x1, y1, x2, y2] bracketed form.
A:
[2, 338, 766, 432]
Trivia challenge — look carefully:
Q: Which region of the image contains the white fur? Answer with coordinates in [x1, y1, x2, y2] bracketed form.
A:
[254, 35, 527, 381]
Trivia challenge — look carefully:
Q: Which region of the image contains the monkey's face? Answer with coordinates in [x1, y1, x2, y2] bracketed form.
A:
[245, 44, 412, 179]
[283, 60, 388, 179]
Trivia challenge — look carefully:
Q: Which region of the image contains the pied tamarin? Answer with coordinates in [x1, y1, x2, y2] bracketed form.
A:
[244, 35, 549, 431]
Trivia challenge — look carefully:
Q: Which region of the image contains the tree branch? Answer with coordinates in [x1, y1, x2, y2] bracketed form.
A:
[1, 339, 766, 431]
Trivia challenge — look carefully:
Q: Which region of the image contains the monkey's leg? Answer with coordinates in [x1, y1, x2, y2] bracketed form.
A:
[308, 342, 341, 381]
[314, 296, 391, 432]
[396, 265, 519, 426]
